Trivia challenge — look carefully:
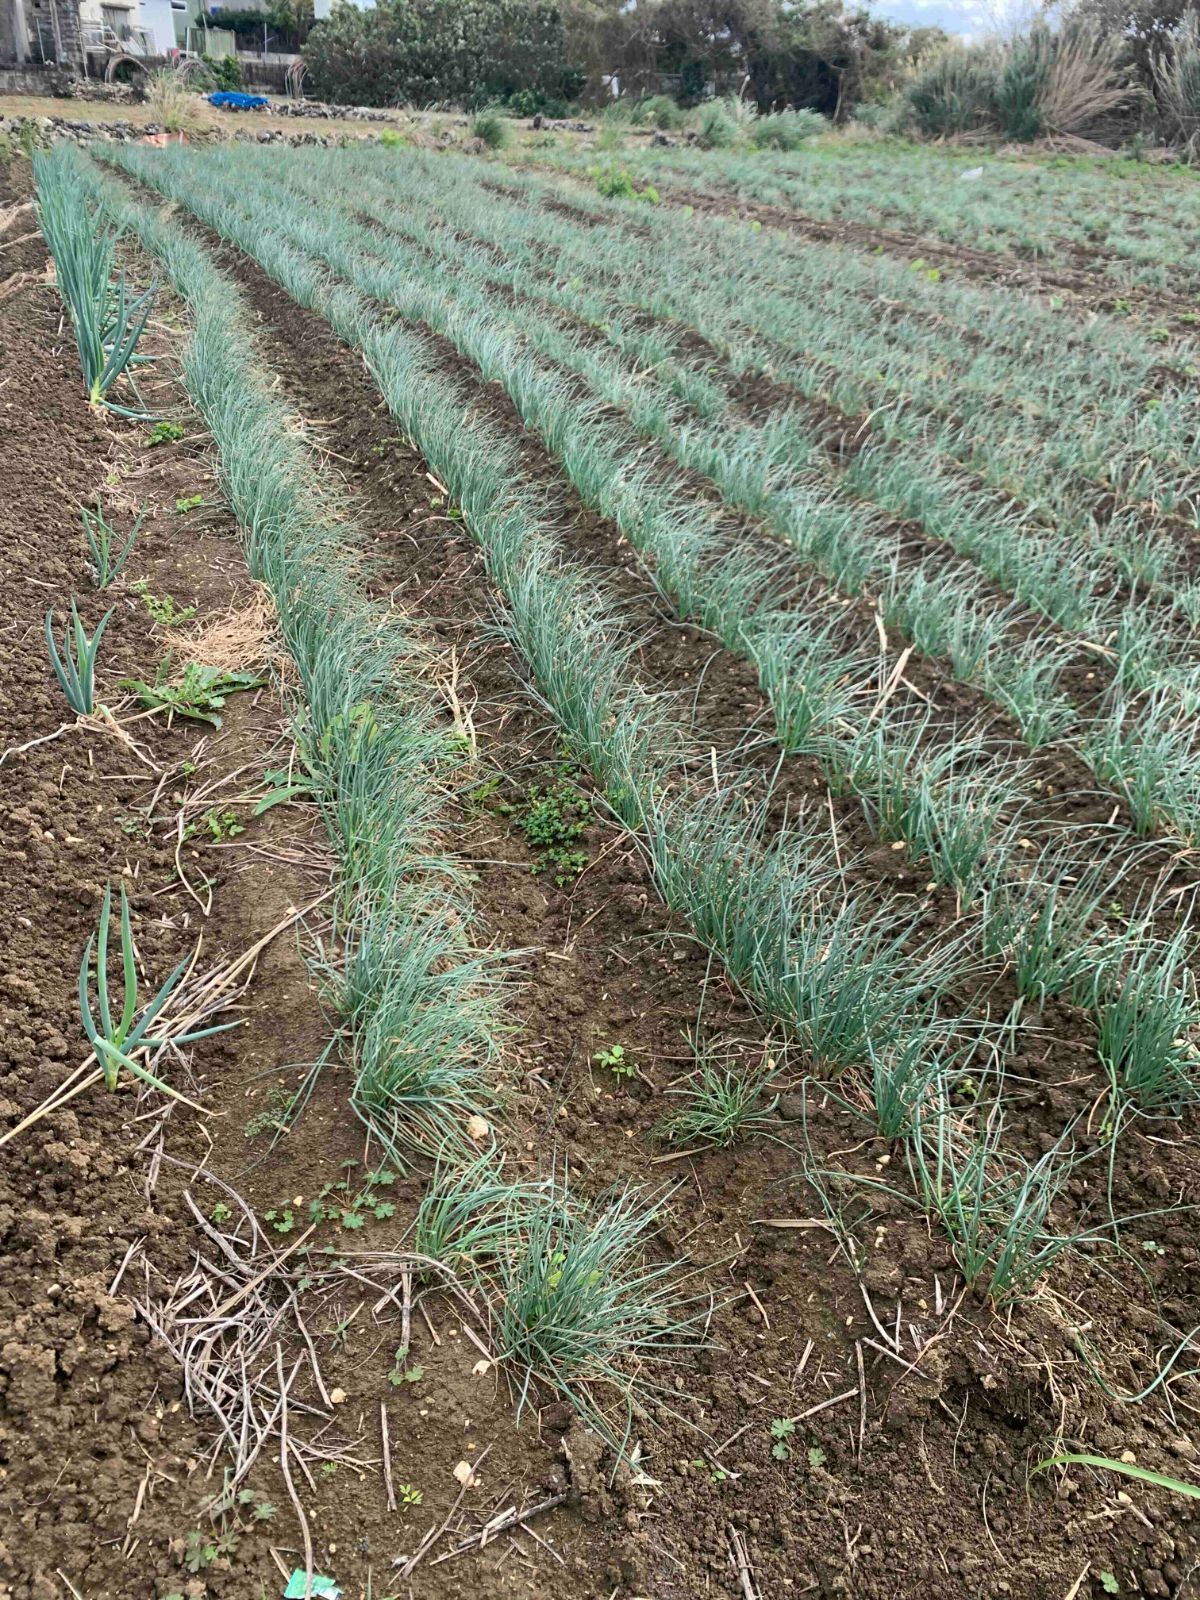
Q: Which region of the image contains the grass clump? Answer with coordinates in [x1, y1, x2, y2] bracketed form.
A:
[494, 1178, 704, 1449]
[1153, 10, 1200, 159]
[635, 94, 684, 131]
[471, 110, 510, 150]
[693, 100, 742, 149]
[750, 109, 826, 149]
[655, 1050, 780, 1147]
[906, 45, 1001, 136]
[145, 70, 208, 135]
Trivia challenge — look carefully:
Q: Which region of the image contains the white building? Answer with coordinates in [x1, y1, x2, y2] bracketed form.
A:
[77, 0, 203, 58]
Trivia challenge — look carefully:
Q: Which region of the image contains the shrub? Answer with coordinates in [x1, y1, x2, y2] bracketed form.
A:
[145, 69, 208, 132]
[209, 2, 311, 50]
[851, 99, 892, 129]
[694, 100, 740, 147]
[304, 0, 582, 110]
[592, 161, 658, 201]
[996, 27, 1053, 139]
[907, 23, 1134, 141]
[600, 98, 636, 124]
[1152, 9, 1200, 156]
[506, 86, 570, 117]
[471, 109, 510, 149]
[201, 53, 243, 92]
[635, 93, 684, 130]
[750, 107, 826, 148]
[1036, 18, 1133, 133]
[906, 45, 999, 136]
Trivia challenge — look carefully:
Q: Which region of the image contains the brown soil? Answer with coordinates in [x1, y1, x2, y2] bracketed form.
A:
[5, 147, 1200, 1600]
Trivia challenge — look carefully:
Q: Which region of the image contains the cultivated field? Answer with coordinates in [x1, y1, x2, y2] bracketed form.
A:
[3, 134, 1200, 1600]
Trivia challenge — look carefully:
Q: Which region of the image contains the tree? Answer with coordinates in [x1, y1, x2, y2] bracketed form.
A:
[304, 0, 582, 107]
[644, 0, 905, 115]
[1074, 0, 1190, 84]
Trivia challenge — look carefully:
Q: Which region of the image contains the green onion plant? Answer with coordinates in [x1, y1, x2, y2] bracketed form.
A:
[82, 500, 145, 588]
[34, 146, 155, 413]
[80, 882, 234, 1100]
[45, 600, 111, 715]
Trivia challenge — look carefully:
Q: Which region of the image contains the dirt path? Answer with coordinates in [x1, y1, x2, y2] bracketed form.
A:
[0, 159, 339, 1597]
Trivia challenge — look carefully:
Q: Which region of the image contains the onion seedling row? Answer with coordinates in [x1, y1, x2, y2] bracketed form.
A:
[96, 141, 1200, 1136]
[110, 143, 1200, 862]
[508, 137, 1200, 295]
[77, 144, 1200, 1355]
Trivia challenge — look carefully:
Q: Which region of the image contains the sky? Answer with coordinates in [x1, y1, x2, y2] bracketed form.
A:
[867, 0, 1026, 39]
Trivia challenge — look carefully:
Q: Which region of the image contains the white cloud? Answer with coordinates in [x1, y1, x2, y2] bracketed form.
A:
[867, 0, 1029, 38]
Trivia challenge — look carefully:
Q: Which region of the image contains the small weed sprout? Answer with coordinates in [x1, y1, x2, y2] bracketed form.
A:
[595, 1042, 635, 1081]
[769, 1416, 795, 1459]
[45, 600, 112, 715]
[147, 419, 184, 446]
[387, 1349, 424, 1386]
[520, 779, 589, 883]
[243, 1085, 296, 1140]
[122, 661, 262, 726]
[133, 579, 196, 626]
[182, 1527, 238, 1573]
[82, 500, 144, 589]
[184, 807, 245, 843]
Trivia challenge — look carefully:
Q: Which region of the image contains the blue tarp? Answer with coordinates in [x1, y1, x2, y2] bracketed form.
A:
[208, 90, 269, 110]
